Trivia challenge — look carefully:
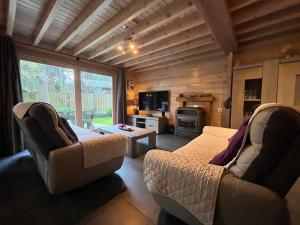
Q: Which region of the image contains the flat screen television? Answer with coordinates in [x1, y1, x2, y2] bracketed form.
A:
[139, 91, 169, 111]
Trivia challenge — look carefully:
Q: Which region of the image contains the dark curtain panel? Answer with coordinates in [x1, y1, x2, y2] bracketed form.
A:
[0, 35, 23, 156]
[116, 68, 127, 124]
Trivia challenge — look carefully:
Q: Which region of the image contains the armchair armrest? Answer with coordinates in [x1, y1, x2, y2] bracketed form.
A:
[285, 177, 300, 225]
[215, 173, 285, 225]
[47, 134, 127, 194]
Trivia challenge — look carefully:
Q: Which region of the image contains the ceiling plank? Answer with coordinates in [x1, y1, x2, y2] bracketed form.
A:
[73, 0, 162, 56]
[125, 36, 214, 68]
[55, 0, 109, 51]
[192, 0, 237, 54]
[6, 0, 17, 36]
[105, 24, 210, 65]
[129, 43, 220, 70]
[135, 49, 225, 73]
[87, 0, 194, 60]
[232, 0, 300, 26]
[33, 0, 65, 46]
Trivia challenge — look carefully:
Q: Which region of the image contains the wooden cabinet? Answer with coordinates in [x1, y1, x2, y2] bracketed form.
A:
[231, 66, 263, 128]
[278, 61, 300, 112]
[127, 115, 168, 134]
[231, 58, 300, 128]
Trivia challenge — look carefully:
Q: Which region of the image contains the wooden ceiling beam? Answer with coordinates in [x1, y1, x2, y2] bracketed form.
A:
[125, 36, 214, 68]
[236, 5, 300, 36]
[135, 49, 224, 73]
[129, 43, 220, 70]
[87, 0, 194, 60]
[238, 19, 300, 44]
[132, 13, 203, 49]
[233, 0, 300, 26]
[92, 12, 203, 62]
[228, 0, 261, 13]
[192, 0, 237, 54]
[73, 0, 162, 56]
[6, 0, 17, 36]
[106, 24, 210, 65]
[55, 0, 109, 51]
[33, 0, 65, 46]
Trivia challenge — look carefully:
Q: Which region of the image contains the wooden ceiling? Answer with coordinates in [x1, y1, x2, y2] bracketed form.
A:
[1, 0, 300, 72]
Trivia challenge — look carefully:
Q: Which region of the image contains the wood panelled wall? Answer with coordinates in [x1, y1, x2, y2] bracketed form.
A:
[126, 54, 231, 127]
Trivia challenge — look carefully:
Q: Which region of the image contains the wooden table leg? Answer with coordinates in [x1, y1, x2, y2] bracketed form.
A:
[128, 137, 138, 158]
[148, 132, 156, 149]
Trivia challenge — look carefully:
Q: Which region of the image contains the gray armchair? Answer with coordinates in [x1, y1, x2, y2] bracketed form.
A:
[13, 102, 126, 194]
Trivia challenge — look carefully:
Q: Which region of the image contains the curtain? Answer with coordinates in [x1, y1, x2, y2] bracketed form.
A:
[116, 68, 127, 124]
[0, 35, 23, 156]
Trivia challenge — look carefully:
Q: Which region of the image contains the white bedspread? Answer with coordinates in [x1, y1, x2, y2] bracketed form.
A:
[72, 126, 127, 168]
[144, 126, 237, 225]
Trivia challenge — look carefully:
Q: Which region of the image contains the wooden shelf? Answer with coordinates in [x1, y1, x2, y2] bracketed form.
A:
[176, 96, 214, 102]
[244, 99, 261, 102]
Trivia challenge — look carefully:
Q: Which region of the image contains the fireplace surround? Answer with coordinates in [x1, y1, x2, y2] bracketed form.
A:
[175, 107, 205, 138]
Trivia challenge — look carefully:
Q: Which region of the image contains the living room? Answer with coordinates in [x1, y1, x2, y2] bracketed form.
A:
[0, 0, 300, 225]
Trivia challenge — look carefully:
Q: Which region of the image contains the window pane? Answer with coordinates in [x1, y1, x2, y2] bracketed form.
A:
[20, 60, 76, 124]
[81, 71, 113, 128]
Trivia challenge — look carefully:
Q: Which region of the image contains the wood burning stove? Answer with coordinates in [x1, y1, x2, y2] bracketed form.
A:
[175, 107, 205, 138]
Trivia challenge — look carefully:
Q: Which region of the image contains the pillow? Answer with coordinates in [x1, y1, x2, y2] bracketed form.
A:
[209, 117, 250, 166]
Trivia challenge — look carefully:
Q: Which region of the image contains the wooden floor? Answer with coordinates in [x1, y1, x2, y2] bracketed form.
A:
[0, 134, 191, 225]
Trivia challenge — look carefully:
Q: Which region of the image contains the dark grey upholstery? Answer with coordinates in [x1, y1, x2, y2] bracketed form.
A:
[14, 103, 78, 158]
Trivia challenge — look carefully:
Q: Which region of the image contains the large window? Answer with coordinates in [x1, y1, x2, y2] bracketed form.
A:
[81, 71, 113, 128]
[20, 60, 76, 124]
[20, 60, 114, 128]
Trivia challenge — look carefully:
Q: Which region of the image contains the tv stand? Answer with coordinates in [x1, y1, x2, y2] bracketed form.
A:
[127, 115, 168, 134]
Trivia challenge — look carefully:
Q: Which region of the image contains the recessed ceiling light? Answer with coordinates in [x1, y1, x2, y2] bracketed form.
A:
[122, 25, 128, 30]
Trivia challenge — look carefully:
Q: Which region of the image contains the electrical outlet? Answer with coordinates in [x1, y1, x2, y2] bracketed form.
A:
[217, 107, 223, 113]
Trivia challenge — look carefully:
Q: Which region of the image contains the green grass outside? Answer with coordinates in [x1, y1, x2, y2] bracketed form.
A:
[92, 117, 113, 125]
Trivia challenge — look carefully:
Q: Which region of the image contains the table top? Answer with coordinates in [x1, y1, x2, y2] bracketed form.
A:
[99, 124, 155, 138]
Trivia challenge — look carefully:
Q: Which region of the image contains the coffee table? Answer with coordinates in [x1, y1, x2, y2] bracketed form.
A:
[98, 125, 156, 158]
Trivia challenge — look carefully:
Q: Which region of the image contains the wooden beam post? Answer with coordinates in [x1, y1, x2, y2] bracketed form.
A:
[6, 0, 17, 36]
[33, 0, 65, 46]
[192, 0, 237, 54]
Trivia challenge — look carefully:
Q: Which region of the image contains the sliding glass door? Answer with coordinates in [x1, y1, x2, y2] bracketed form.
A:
[20, 60, 76, 124]
[80, 71, 113, 129]
[19, 59, 114, 128]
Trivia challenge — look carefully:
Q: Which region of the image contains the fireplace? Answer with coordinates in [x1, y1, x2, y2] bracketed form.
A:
[175, 107, 205, 138]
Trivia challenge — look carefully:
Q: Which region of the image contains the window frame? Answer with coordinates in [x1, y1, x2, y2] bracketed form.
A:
[18, 54, 117, 127]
